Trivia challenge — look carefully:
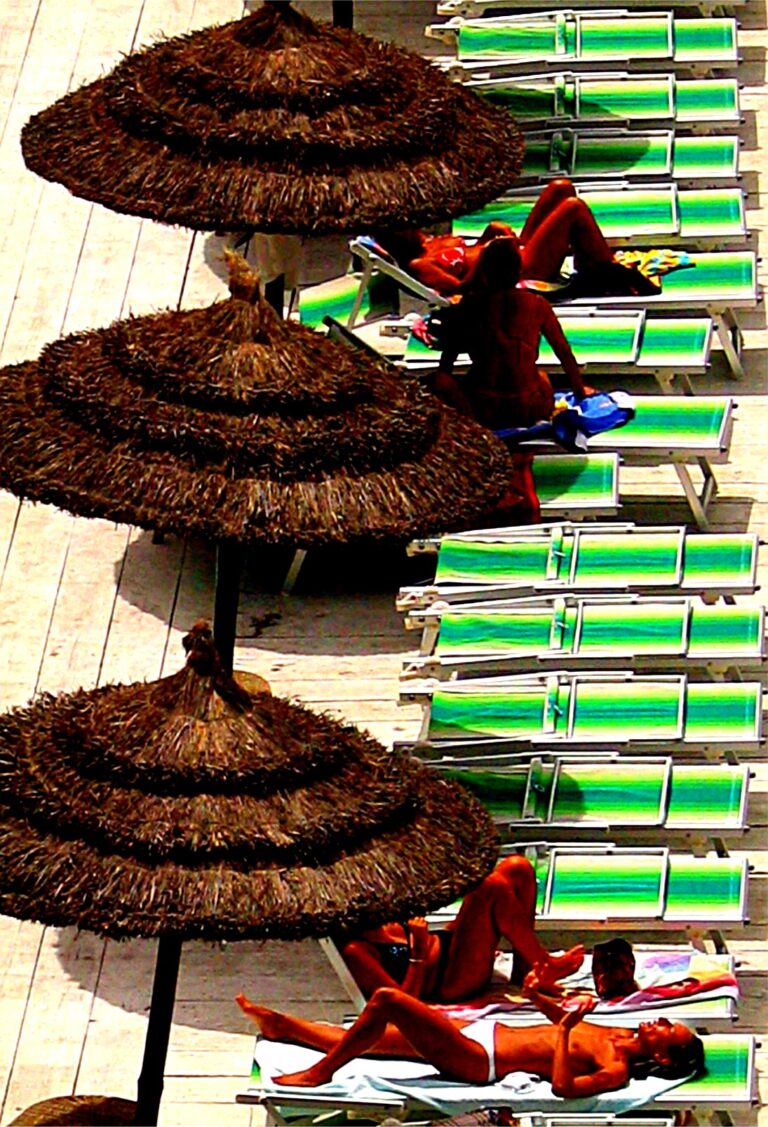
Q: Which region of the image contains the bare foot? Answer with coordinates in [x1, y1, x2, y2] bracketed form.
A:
[275, 1065, 333, 1088]
[540, 944, 584, 984]
[236, 994, 290, 1041]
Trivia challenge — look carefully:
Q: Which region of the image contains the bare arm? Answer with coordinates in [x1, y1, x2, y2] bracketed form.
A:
[539, 303, 588, 399]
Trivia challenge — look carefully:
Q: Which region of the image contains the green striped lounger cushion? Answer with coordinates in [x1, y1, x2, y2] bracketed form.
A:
[635, 318, 711, 369]
[456, 187, 744, 241]
[583, 396, 730, 454]
[665, 854, 747, 921]
[678, 188, 745, 238]
[665, 1035, 754, 1105]
[435, 537, 555, 586]
[673, 134, 739, 179]
[570, 530, 684, 587]
[428, 681, 560, 741]
[539, 849, 667, 918]
[684, 682, 762, 742]
[688, 603, 765, 658]
[431, 600, 763, 669]
[666, 764, 748, 829]
[533, 453, 618, 512]
[456, 18, 562, 59]
[582, 251, 755, 305]
[674, 18, 738, 63]
[681, 533, 758, 589]
[569, 677, 684, 741]
[579, 15, 673, 60]
[480, 74, 739, 125]
[298, 274, 368, 329]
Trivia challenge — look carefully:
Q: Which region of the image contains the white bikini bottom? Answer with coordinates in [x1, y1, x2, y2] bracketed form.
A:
[460, 1021, 497, 1084]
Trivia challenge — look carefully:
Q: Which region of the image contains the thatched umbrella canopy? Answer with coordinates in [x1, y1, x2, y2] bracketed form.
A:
[0, 623, 499, 1124]
[20, 1, 524, 235]
[0, 254, 511, 667]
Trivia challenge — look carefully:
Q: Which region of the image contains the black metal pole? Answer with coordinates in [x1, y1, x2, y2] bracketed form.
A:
[263, 274, 285, 316]
[134, 936, 183, 1126]
[214, 540, 245, 674]
[332, 0, 353, 28]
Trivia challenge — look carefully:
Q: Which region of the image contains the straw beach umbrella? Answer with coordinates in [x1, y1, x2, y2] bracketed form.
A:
[0, 254, 511, 669]
[0, 622, 500, 1126]
[21, 1, 524, 236]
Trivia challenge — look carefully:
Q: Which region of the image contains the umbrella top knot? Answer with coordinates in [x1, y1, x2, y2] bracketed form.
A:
[224, 249, 261, 305]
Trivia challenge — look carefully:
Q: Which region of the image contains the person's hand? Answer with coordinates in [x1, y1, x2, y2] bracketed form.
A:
[560, 996, 597, 1029]
[408, 918, 431, 962]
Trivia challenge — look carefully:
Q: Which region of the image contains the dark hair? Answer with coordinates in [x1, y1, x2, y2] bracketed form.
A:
[593, 937, 635, 964]
[371, 229, 423, 268]
[632, 1032, 707, 1082]
[475, 237, 522, 292]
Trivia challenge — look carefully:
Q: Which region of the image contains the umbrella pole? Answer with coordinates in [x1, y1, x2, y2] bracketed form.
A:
[214, 540, 245, 674]
[134, 936, 183, 1127]
[332, 1, 353, 27]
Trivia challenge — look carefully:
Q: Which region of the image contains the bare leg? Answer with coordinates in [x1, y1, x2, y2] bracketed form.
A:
[521, 197, 614, 281]
[519, 179, 577, 245]
[436, 857, 583, 1002]
[259, 988, 490, 1088]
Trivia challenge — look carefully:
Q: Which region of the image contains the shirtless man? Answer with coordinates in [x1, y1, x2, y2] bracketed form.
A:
[237, 975, 704, 1097]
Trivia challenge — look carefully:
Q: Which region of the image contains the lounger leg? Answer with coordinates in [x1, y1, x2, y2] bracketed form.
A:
[673, 463, 710, 529]
[714, 309, 745, 379]
[283, 548, 307, 594]
[318, 938, 367, 1014]
[347, 261, 374, 329]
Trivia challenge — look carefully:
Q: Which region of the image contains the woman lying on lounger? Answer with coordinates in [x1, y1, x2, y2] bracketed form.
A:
[337, 855, 606, 1005]
[375, 179, 657, 300]
[237, 974, 704, 1096]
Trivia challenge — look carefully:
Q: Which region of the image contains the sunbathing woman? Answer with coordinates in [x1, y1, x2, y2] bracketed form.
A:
[376, 179, 654, 299]
[434, 237, 593, 430]
[237, 974, 704, 1096]
[337, 855, 585, 1004]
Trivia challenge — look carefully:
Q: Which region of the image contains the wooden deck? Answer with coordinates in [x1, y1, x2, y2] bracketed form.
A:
[0, 1, 766, 1124]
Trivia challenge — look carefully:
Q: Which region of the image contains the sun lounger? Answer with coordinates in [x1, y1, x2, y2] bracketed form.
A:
[242, 1030, 756, 1123]
[402, 595, 766, 677]
[337, 238, 756, 378]
[428, 11, 739, 72]
[428, 753, 750, 836]
[397, 522, 760, 610]
[509, 393, 733, 529]
[402, 311, 713, 393]
[437, 0, 747, 13]
[409, 519, 755, 600]
[469, 71, 741, 127]
[533, 453, 620, 517]
[403, 670, 763, 753]
[454, 183, 748, 244]
[521, 128, 740, 182]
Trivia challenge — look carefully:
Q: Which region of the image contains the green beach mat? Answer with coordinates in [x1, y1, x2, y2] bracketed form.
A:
[432, 527, 758, 594]
[454, 186, 745, 240]
[434, 599, 764, 663]
[451, 13, 736, 64]
[522, 130, 739, 181]
[436, 758, 748, 829]
[426, 673, 762, 745]
[578, 395, 731, 454]
[479, 73, 740, 125]
[533, 453, 618, 512]
[404, 315, 711, 371]
[536, 847, 747, 921]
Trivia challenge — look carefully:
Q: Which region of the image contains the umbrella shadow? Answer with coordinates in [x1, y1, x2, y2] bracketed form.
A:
[53, 930, 347, 1033]
[114, 531, 430, 656]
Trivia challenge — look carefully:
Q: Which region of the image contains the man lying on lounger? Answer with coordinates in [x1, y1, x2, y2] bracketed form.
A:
[375, 179, 658, 301]
[237, 977, 704, 1095]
